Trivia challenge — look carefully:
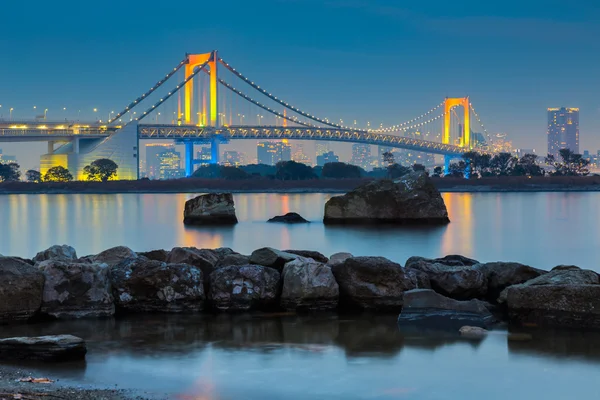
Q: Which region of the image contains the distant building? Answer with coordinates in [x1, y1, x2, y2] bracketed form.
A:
[292, 144, 311, 165]
[257, 141, 292, 165]
[351, 144, 371, 170]
[0, 149, 17, 164]
[145, 144, 171, 179]
[516, 148, 535, 158]
[316, 151, 339, 166]
[548, 107, 579, 158]
[196, 147, 212, 166]
[222, 151, 244, 167]
[145, 143, 183, 179]
[315, 143, 330, 158]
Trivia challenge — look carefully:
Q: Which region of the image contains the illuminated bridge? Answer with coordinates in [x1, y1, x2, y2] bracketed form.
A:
[2, 50, 492, 179]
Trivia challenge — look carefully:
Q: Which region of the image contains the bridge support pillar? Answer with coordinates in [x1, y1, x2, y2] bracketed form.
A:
[47, 141, 55, 154]
[185, 142, 194, 177]
[72, 138, 79, 154]
[444, 155, 451, 176]
[210, 135, 220, 164]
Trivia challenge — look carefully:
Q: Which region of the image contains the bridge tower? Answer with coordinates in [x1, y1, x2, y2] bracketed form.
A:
[443, 97, 470, 175]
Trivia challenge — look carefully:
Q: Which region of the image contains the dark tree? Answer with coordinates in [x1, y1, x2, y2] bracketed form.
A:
[446, 161, 466, 178]
[192, 164, 221, 178]
[275, 161, 317, 180]
[44, 166, 73, 182]
[26, 169, 42, 183]
[512, 153, 544, 177]
[412, 163, 426, 172]
[462, 151, 492, 177]
[382, 151, 395, 166]
[0, 163, 21, 182]
[240, 164, 277, 177]
[321, 162, 365, 179]
[220, 166, 250, 180]
[545, 149, 589, 176]
[490, 152, 516, 176]
[388, 163, 411, 178]
[432, 166, 443, 177]
[83, 159, 119, 182]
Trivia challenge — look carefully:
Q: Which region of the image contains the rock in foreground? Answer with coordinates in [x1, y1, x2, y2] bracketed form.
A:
[184, 193, 238, 225]
[281, 257, 339, 311]
[0, 257, 45, 322]
[0, 334, 86, 361]
[33, 245, 78, 263]
[323, 172, 449, 225]
[268, 212, 309, 223]
[398, 289, 494, 330]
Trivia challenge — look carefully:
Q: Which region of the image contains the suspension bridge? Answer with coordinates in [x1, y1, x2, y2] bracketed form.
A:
[0, 51, 492, 180]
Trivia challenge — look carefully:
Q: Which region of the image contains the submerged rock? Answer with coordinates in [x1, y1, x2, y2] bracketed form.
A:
[268, 212, 309, 223]
[39, 260, 114, 319]
[249, 247, 299, 272]
[183, 193, 238, 225]
[33, 245, 78, 263]
[323, 172, 449, 225]
[281, 257, 339, 311]
[0, 257, 45, 322]
[398, 289, 494, 330]
[0, 334, 86, 362]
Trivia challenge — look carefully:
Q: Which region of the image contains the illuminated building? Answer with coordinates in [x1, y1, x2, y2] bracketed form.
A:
[516, 149, 535, 158]
[257, 141, 292, 165]
[351, 144, 371, 170]
[292, 144, 311, 165]
[316, 151, 339, 166]
[145, 143, 183, 179]
[222, 151, 245, 166]
[548, 107, 579, 158]
[0, 149, 17, 164]
[316, 143, 330, 158]
[196, 147, 212, 166]
[490, 133, 513, 154]
[146, 143, 172, 179]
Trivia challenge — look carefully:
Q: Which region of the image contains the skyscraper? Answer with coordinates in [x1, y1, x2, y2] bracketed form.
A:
[547, 107, 579, 158]
[257, 141, 292, 165]
[145, 143, 184, 179]
[351, 144, 371, 170]
[316, 151, 339, 166]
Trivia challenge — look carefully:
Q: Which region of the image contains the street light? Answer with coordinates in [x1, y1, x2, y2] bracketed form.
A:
[10, 108, 14, 121]
[44, 109, 48, 121]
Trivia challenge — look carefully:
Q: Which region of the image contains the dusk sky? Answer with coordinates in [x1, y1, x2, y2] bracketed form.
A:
[1, 0, 599, 169]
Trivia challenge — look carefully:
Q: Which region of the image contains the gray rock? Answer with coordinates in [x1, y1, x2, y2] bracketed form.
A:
[405, 268, 432, 290]
[506, 284, 600, 329]
[405, 255, 479, 269]
[183, 193, 238, 225]
[33, 245, 78, 263]
[268, 212, 309, 223]
[213, 247, 238, 258]
[249, 247, 299, 272]
[90, 246, 138, 267]
[326, 252, 353, 267]
[323, 172, 449, 224]
[110, 258, 204, 313]
[398, 289, 495, 330]
[137, 249, 170, 262]
[472, 262, 547, 302]
[0, 257, 45, 322]
[209, 265, 280, 312]
[498, 265, 599, 303]
[0, 334, 86, 361]
[331, 256, 409, 311]
[409, 262, 487, 300]
[281, 257, 339, 311]
[39, 260, 114, 319]
[284, 250, 329, 264]
[166, 247, 220, 276]
[217, 253, 251, 268]
[459, 326, 489, 338]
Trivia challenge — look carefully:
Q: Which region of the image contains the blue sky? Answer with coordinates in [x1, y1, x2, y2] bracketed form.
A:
[1, 0, 599, 168]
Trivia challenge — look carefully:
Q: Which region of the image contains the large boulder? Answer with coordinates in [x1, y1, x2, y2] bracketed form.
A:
[472, 262, 547, 302]
[110, 258, 204, 313]
[137, 249, 170, 262]
[0, 335, 86, 362]
[284, 250, 329, 264]
[209, 265, 280, 312]
[268, 212, 309, 223]
[326, 252, 353, 267]
[405, 255, 479, 269]
[217, 253, 251, 268]
[281, 257, 339, 311]
[331, 256, 409, 311]
[183, 193, 238, 225]
[506, 285, 600, 329]
[498, 265, 599, 303]
[166, 247, 220, 276]
[33, 245, 77, 263]
[39, 260, 114, 319]
[0, 257, 45, 322]
[249, 247, 299, 272]
[323, 172, 449, 224]
[90, 246, 137, 267]
[398, 289, 495, 330]
[409, 262, 487, 300]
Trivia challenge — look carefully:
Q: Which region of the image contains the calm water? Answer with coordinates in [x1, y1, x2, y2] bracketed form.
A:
[0, 192, 599, 270]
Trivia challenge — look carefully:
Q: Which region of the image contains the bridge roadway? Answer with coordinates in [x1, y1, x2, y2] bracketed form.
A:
[0, 122, 465, 155]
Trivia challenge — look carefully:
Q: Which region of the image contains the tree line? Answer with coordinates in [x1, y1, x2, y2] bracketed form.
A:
[0, 159, 119, 183]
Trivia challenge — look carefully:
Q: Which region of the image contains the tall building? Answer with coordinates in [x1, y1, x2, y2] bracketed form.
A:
[351, 144, 371, 170]
[196, 147, 212, 166]
[316, 151, 339, 166]
[315, 143, 330, 158]
[547, 107, 579, 158]
[257, 141, 292, 165]
[516, 149, 535, 158]
[222, 151, 245, 167]
[145, 144, 184, 179]
[0, 149, 17, 165]
[292, 144, 311, 165]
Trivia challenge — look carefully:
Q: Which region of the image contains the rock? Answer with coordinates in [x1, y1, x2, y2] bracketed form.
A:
[213, 247, 238, 258]
[249, 247, 299, 272]
[498, 265, 599, 303]
[137, 249, 170, 262]
[166, 247, 219, 276]
[409, 262, 487, 300]
[398, 289, 495, 330]
[0, 335, 86, 361]
[281, 257, 339, 311]
[90, 246, 138, 267]
[39, 260, 114, 319]
[209, 265, 280, 312]
[33, 245, 77, 263]
[283, 250, 329, 264]
[183, 193, 238, 225]
[323, 172, 449, 225]
[268, 212, 309, 223]
[506, 284, 600, 329]
[326, 252, 353, 267]
[331, 256, 409, 311]
[110, 258, 204, 313]
[405, 268, 432, 290]
[459, 326, 489, 338]
[0, 257, 45, 322]
[405, 255, 479, 269]
[217, 253, 251, 268]
[472, 262, 547, 302]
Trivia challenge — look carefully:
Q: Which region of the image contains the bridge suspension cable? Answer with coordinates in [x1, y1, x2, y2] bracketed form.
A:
[136, 61, 210, 122]
[218, 57, 346, 129]
[369, 102, 445, 133]
[108, 58, 188, 125]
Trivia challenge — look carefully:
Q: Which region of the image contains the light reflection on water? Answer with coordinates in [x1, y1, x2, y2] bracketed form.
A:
[1, 192, 600, 269]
